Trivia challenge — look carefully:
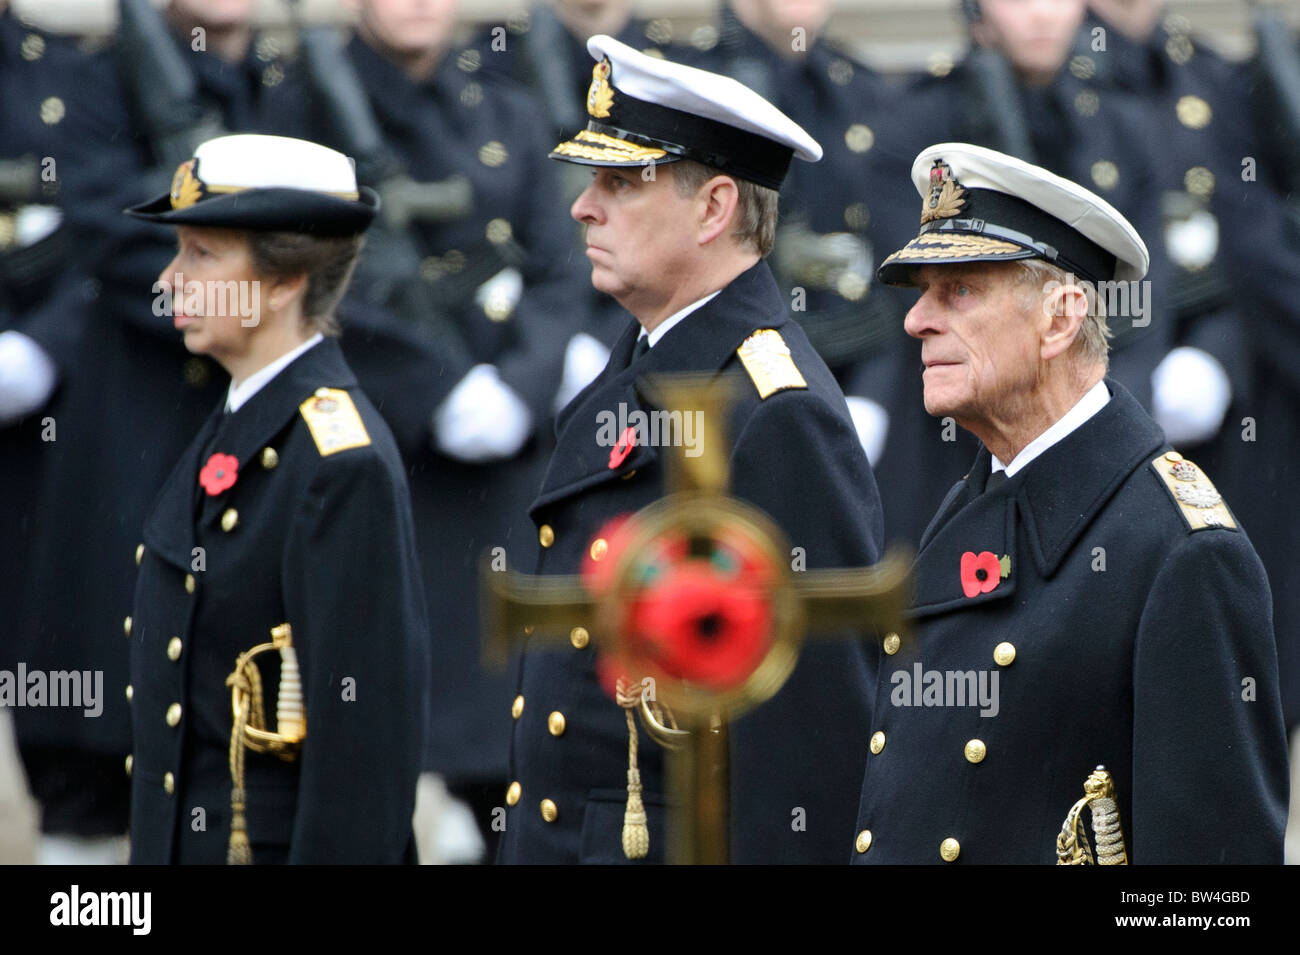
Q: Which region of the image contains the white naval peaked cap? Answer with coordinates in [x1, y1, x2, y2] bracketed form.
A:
[878, 142, 1150, 286]
[125, 134, 379, 236]
[549, 34, 821, 190]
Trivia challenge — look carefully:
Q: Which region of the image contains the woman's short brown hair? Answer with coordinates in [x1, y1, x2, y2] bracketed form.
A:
[247, 231, 366, 336]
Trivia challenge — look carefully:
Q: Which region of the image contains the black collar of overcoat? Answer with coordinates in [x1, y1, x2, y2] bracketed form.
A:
[531, 260, 787, 516]
[142, 338, 358, 570]
[910, 379, 1165, 616]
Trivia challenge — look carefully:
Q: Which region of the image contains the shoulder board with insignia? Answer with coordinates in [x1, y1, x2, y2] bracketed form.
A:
[1150, 451, 1236, 532]
[736, 329, 808, 400]
[299, 388, 371, 457]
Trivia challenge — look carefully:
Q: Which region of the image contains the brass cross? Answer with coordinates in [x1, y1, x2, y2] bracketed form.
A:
[482, 375, 911, 863]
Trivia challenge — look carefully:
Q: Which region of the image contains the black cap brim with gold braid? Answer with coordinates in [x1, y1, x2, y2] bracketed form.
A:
[877, 143, 1149, 287]
[549, 36, 823, 191]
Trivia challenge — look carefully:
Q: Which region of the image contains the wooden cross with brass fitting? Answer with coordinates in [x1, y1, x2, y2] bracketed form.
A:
[482, 375, 911, 864]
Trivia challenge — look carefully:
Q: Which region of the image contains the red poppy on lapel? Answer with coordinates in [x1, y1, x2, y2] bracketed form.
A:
[608, 426, 636, 469]
[960, 550, 1002, 598]
[199, 453, 239, 496]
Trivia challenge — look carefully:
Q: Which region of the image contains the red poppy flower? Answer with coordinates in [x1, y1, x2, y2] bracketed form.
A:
[626, 562, 771, 691]
[960, 550, 1001, 598]
[608, 426, 636, 469]
[199, 452, 239, 496]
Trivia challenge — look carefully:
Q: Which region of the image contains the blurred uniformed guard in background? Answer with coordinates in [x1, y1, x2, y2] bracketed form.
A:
[0, 0, 119, 864]
[123, 133, 430, 864]
[501, 36, 883, 864]
[315, 0, 585, 860]
[852, 143, 1287, 864]
[688, 0, 918, 478]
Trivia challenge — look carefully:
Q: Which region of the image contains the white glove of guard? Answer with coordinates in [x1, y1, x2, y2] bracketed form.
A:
[554, 332, 611, 415]
[844, 394, 889, 467]
[1151, 346, 1232, 447]
[433, 363, 533, 463]
[474, 267, 524, 322]
[0, 330, 57, 425]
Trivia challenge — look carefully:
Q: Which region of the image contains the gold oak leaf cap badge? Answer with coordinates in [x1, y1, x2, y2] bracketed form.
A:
[588, 57, 615, 119]
[170, 159, 204, 210]
[921, 159, 967, 224]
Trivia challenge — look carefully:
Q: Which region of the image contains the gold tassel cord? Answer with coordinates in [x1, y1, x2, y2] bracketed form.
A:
[615, 678, 650, 859]
[225, 655, 266, 865]
[223, 624, 305, 865]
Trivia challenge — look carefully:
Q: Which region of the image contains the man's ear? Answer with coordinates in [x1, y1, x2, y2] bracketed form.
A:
[1039, 282, 1089, 362]
[696, 175, 740, 247]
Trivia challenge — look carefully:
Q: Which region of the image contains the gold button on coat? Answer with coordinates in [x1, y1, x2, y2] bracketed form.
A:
[964, 739, 986, 764]
[869, 731, 885, 755]
[883, 632, 900, 655]
[538, 524, 555, 548]
[123, 616, 132, 638]
[855, 829, 873, 854]
[993, 642, 1016, 666]
[589, 538, 608, 561]
[40, 96, 64, 125]
[166, 703, 182, 727]
[124, 755, 133, 777]
[511, 695, 524, 718]
[540, 799, 558, 823]
[570, 626, 589, 649]
[940, 838, 960, 862]
[125, 684, 133, 702]
[548, 711, 566, 736]
[261, 447, 279, 469]
[221, 509, 239, 532]
[184, 573, 196, 594]
[135, 543, 145, 566]
[163, 772, 175, 795]
[167, 637, 183, 661]
[505, 781, 521, 806]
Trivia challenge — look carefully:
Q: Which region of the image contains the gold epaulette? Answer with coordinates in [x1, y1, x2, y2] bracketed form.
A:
[299, 387, 371, 456]
[736, 329, 808, 400]
[1150, 450, 1237, 532]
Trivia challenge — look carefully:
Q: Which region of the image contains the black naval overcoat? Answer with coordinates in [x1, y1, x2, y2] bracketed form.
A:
[127, 338, 431, 864]
[851, 381, 1288, 864]
[500, 261, 884, 864]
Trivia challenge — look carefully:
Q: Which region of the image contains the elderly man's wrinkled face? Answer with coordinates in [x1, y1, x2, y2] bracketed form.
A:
[570, 164, 700, 316]
[903, 262, 1044, 426]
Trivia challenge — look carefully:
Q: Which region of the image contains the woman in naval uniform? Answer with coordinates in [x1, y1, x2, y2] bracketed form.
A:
[121, 133, 431, 864]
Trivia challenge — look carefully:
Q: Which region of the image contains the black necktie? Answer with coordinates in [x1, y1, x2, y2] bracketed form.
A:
[202, 408, 233, 460]
[629, 335, 650, 368]
[985, 469, 1008, 494]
